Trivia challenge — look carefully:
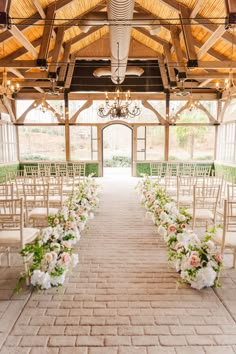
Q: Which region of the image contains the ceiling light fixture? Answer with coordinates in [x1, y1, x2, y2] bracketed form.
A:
[97, 42, 141, 120]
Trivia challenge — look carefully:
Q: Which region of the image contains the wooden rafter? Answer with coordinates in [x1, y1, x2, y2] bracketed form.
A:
[38, 3, 56, 61]
[58, 42, 71, 83]
[170, 27, 187, 74]
[8, 25, 38, 58]
[49, 26, 65, 74]
[69, 100, 93, 123]
[190, 0, 205, 18]
[33, 0, 46, 19]
[65, 55, 76, 89]
[160, 0, 236, 47]
[198, 25, 226, 59]
[157, 54, 169, 89]
[163, 44, 177, 85]
[180, 6, 197, 61]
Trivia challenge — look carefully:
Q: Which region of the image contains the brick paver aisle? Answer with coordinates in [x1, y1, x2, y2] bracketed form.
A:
[1, 176, 236, 354]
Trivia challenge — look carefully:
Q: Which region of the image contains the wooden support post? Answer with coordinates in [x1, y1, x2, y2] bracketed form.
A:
[64, 92, 70, 161]
[132, 126, 137, 177]
[97, 126, 103, 177]
[214, 125, 218, 161]
[165, 91, 170, 161]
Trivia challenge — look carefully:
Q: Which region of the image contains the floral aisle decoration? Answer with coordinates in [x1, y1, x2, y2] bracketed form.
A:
[136, 176, 223, 290]
[19, 176, 99, 290]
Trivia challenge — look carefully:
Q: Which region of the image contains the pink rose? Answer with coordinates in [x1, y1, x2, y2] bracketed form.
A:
[54, 218, 59, 225]
[181, 223, 187, 229]
[61, 252, 71, 264]
[215, 253, 223, 263]
[168, 224, 176, 232]
[189, 253, 201, 267]
[65, 221, 73, 229]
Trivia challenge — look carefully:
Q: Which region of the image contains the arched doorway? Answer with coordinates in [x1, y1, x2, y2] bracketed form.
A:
[102, 123, 132, 177]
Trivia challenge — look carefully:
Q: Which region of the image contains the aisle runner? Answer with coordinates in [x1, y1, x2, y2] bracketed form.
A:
[1, 177, 235, 353]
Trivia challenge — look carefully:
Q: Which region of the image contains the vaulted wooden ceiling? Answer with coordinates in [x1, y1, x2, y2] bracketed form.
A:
[0, 0, 236, 99]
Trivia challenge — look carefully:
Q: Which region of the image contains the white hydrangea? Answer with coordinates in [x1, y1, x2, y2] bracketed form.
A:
[190, 267, 216, 290]
[31, 270, 51, 289]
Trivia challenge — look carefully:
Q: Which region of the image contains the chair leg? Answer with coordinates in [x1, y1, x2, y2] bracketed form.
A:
[233, 251, 236, 269]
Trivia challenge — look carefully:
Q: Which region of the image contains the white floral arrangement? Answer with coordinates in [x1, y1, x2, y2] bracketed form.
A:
[136, 176, 223, 290]
[19, 175, 99, 290]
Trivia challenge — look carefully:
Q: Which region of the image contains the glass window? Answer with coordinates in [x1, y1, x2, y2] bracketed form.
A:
[70, 126, 97, 161]
[169, 125, 215, 161]
[0, 123, 17, 163]
[146, 126, 164, 160]
[18, 126, 65, 161]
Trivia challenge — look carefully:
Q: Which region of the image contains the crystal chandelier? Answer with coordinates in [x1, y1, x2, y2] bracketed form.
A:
[97, 79, 141, 120]
[0, 69, 20, 97]
[97, 42, 141, 120]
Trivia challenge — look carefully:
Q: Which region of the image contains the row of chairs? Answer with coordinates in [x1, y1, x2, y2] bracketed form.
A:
[0, 198, 40, 284]
[157, 174, 236, 268]
[150, 162, 211, 177]
[5, 162, 86, 182]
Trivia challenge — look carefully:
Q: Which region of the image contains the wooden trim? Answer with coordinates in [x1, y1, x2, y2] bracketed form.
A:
[33, 0, 46, 18]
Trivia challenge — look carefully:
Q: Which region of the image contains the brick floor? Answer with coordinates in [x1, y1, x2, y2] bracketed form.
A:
[1, 176, 236, 353]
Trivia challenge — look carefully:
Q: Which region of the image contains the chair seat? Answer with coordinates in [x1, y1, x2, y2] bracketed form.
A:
[213, 228, 236, 249]
[187, 208, 214, 220]
[0, 228, 39, 245]
[29, 207, 58, 218]
[178, 195, 193, 205]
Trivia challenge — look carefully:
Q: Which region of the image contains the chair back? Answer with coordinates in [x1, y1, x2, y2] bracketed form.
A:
[0, 198, 24, 245]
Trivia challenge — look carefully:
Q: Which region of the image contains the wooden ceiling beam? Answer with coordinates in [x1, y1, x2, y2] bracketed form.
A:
[163, 44, 177, 85]
[135, 3, 229, 63]
[180, 6, 198, 61]
[160, 0, 236, 46]
[198, 25, 226, 59]
[49, 26, 65, 74]
[65, 55, 76, 88]
[58, 42, 71, 82]
[170, 27, 187, 74]
[0, 60, 39, 67]
[15, 91, 217, 100]
[0, 0, 10, 11]
[190, 0, 204, 18]
[7, 68, 25, 79]
[198, 79, 212, 88]
[32, 0, 46, 19]
[8, 25, 38, 58]
[157, 55, 169, 89]
[38, 3, 56, 61]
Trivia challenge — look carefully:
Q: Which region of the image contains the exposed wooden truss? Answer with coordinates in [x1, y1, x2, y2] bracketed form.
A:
[0, 0, 234, 100]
